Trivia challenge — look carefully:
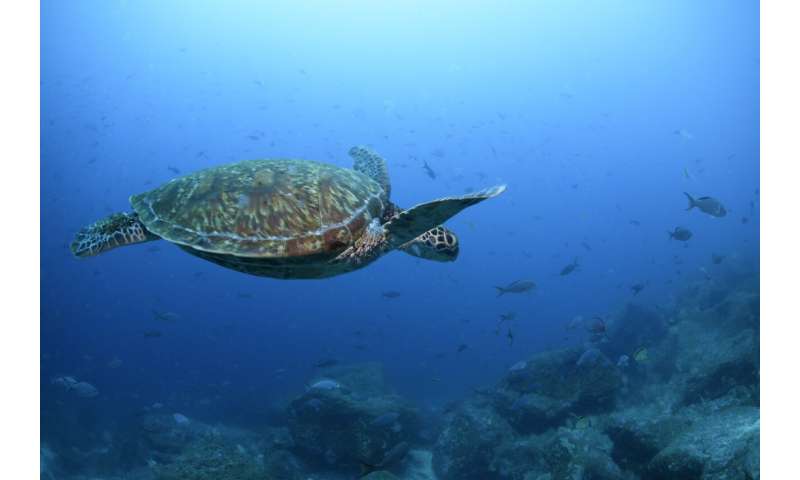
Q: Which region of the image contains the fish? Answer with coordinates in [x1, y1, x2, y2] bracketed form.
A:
[51, 376, 78, 390]
[499, 312, 517, 322]
[509, 360, 527, 372]
[741, 216, 749, 224]
[422, 160, 437, 179]
[494, 280, 536, 296]
[633, 347, 649, 363]
[167, 166, 181, 175]
[683, 167, 693, 180]
[507, 328, 515, 346]
[684, 192, 727, 217]
[699, 267, 712, 281]
[71, 381, 99, 398]
[571, 414, 591, 430]
[314, 358, 338, 368]
[107, 357, 123, 369]
[617, 355, 630, 368]
[457, 343, 468, 353]
[586, 316, 608, 340]
[560, 258, 580, 276]
[712, 253, 725, 265]
[631, 283, 645, 295]
[152, 310, 180, 322]
[673, 129, 694, 140]
[668, 227, 693, 241]
[52, 376, 99, 398]
[173, 413, 190, 425]
[629, 220, 641, 226]
[143, 330, 162, 338]
[566, 315, 583, 330]
[381, 290, 402, 299]
[580, 241, 592, 252]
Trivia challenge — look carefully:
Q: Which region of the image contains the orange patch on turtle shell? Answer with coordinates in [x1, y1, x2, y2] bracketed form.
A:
[322, 225, 352, 252]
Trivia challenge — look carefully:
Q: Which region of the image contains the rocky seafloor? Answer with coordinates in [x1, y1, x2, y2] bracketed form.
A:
[42, 271, 759, 480]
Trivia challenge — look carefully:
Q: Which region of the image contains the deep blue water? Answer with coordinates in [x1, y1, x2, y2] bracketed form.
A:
[41, 0, 759, 473]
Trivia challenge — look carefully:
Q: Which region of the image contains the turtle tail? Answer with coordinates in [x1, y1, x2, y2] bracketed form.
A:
[70, 212, 159, 258]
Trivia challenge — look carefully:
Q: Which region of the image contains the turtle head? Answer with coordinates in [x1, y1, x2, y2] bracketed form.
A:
[399, 226, 459, 262]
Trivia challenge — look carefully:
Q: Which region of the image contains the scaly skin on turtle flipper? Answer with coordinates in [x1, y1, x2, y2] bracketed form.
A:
[333, 218, 386, 265]
[399, 225, 459, 262]
[70, 212, 160, 258]
[349, 146, 391, 199]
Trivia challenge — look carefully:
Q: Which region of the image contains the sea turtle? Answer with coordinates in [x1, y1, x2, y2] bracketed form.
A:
[70, 146, 505, 279]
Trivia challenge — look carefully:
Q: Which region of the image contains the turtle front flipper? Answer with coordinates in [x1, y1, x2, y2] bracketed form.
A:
[384, 185, 506, 248]
[70, 212, 160, 258]
[349, 146, 391, 198]
[334, 185, 504, 265]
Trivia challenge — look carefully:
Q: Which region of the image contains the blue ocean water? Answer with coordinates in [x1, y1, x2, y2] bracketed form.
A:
[41, 2, 759, 479]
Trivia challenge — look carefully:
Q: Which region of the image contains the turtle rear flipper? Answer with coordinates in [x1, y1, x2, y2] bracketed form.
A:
[385, 185, 506, 248]
[70, 212, 159, 258]
[349, 146, 391, 198]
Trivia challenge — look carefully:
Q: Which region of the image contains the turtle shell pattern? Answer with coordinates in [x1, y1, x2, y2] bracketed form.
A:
[130, 159, 387, 258]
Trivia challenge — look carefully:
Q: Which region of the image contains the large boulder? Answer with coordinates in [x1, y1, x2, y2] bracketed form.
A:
[647, 406, 759, 480]
[673, 324, 759, 407]
[287, 363, 419, 471]
[490, 426, 633, 480]
[605, 404, 693, 475]
[153, 435, 265, 480]
[263, 448, 305, 480]
[432, 397, 514, 480]
[493, 348, 622, 433]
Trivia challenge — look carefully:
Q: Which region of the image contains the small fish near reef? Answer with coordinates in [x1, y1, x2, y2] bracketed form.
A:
[586, 316, 608, 343]
[668, 227, 693, 241]
[494, 280, 536, 296]
[381, 290, 402, 299]
[684, 192, 727, 217]
[633, 347, 649, 363]
[52, 376, 99, 398]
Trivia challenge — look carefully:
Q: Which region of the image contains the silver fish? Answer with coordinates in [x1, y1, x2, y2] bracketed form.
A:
[684, 192, 727, 217]
[494, 280, 536, 296]
[668, 227, 693, 241]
